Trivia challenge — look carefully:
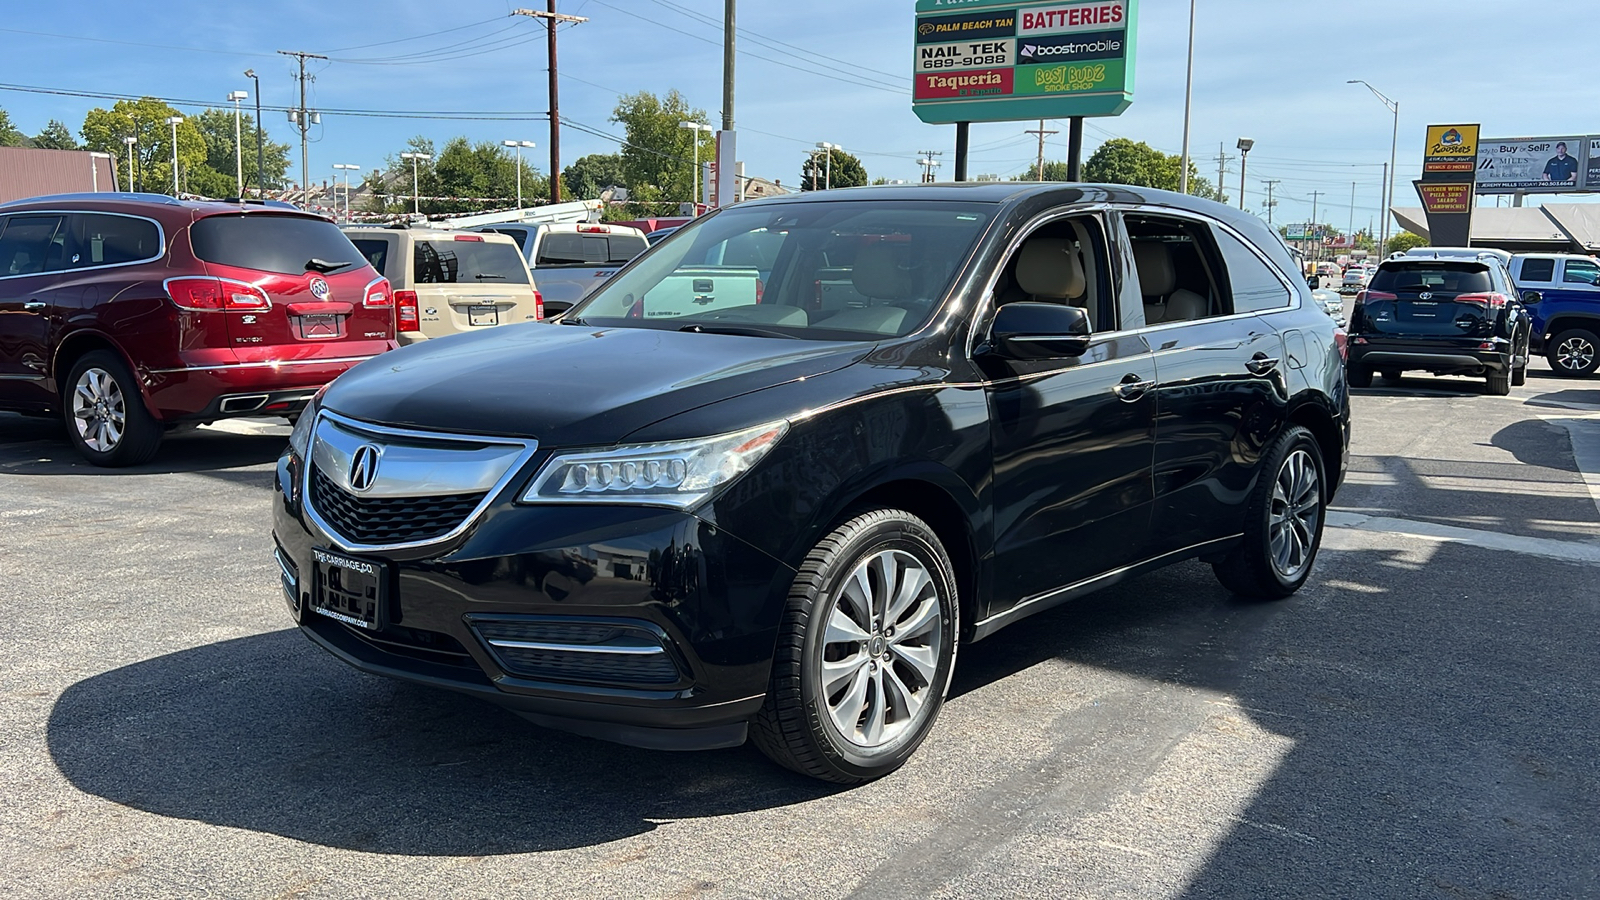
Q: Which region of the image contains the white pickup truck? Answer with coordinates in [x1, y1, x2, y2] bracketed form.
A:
[471, 222, 649, 316]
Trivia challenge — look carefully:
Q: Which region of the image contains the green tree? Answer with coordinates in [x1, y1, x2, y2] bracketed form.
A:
[800, 146, 867, 190]
[81, 97, 205, 193]
[191, 107, 290, 196]
[610, 90, 714, 206]
[363, 135, 545, 216]
[0, 108, 26, 146]
[563, 153, 627, 200]
[1018, 161, 1071, 181]
[32, 120, 77, 150]
[1386, 231, 1428, 255]
[1081, 137, 1230, 203]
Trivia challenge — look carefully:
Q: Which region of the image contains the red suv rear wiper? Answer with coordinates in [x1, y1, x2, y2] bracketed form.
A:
[305, 257, 354, 274]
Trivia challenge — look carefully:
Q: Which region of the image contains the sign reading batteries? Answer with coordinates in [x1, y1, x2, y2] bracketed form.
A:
[912, 0, 1139, 124]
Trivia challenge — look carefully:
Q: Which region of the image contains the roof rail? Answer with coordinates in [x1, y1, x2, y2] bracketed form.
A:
[0, 191, 184, 207]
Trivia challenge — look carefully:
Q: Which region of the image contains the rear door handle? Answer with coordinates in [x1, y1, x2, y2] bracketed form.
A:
[1113, 375, 1155, 402]
[23, 301, 46, 311]
[1246, 353, 1280, 376]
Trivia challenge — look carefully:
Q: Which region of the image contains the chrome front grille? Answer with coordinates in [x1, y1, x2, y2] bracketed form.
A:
[310, 466, 484, 545]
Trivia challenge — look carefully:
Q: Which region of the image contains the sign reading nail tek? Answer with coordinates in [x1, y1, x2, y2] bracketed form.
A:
[913, 0, 1138, 125]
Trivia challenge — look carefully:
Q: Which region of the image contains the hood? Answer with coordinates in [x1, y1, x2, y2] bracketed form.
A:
[321, 321, 871, 446]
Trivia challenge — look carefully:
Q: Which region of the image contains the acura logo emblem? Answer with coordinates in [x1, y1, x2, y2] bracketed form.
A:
[349, 444, 381, 492]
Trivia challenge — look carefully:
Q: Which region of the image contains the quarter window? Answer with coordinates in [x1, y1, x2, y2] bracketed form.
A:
[1518, 258, 1556, 282]
[1563, 259, 1600, 285]
[1214, 228, 1292, 312]
[70, 214, 161, 267]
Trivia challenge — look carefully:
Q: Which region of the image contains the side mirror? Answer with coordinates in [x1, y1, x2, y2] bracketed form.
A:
[1307, 276, 1319, 289]
[981, 302, 1091, 360]
[1522, 290, 1542, 304]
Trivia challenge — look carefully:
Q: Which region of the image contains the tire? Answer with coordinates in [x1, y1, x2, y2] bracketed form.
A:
[751, 509, 959, 784]
[1347, 366, 1373, 388]
[1511, 364, 1527, 387]
[61, 351, 162, 467]
[1486, 369, 1511, 396]
[1547, 328, 1600, 377]
[1380, 369, 1402, 383]
[1212, 425, 1326, 601]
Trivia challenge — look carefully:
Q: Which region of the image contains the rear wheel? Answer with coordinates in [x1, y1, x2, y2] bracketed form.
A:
[62, 351, 162, 467]
[1486, 369, 1511, 396]
[1347, 366, 1372, 388]
[751, 509, 958, 784]
[1212, 426, 1325, 601]
[1547, 328, 1600, 377]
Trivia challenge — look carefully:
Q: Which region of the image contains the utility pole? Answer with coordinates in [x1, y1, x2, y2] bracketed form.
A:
[1348, 181, 1356, 257]
[1308, 190, 1324, 263]
[1261, 179, 1280, 226]
[278, 50, 326, 208]
[512, 6, 587, 205]
[1214, 143, 1232, 201]
[918, 150, 942, 184]
[1025, 120, 1058, 181]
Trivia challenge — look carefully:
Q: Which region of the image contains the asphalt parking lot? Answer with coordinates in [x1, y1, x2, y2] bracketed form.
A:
[3, 363, 1598, 899]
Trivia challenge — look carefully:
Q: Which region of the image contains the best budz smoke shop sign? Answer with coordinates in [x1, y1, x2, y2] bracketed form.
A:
[912, 0, 1139, 124]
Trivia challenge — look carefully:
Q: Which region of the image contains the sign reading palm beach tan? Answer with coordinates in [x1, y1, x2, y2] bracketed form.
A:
[913, 0, 1139, 125]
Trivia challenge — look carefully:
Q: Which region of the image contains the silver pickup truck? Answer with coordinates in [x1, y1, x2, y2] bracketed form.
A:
[471, 222, 649, 316]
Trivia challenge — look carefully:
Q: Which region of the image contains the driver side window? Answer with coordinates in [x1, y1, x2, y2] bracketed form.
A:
[1563, 259, 1600, 285]
[991, 215, 1111, 332]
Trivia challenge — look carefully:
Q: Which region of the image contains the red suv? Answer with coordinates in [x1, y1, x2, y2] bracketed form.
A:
[0, 193, 397, 466]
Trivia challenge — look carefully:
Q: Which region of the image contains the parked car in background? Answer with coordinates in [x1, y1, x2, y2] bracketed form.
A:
[1340, 265, 1370, 292]
[0, 192, 394, 466]
[1508, 252, 1600, 377]
[274, 182, 1349, 783]
[470, 221, 649, 317]
[343, 225, 540, 345]
[1348, 252, 1530, 394]
[1312, 288, 1347, 325]
[645, 225, 681, 246]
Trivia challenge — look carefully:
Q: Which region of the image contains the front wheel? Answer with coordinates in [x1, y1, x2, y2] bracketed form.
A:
[1212, 425, 1326, 601]
[62, 351, 162, 467]
[751, 509, 958, 784]
[1548, 328, 1600, 377]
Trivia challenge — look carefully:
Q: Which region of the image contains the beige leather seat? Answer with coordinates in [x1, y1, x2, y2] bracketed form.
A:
[1135, 242, 1209, 324]
[831, 243, 910, 334]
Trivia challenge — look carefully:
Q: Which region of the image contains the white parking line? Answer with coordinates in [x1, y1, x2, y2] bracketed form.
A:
[1325, 510, 1600, 566]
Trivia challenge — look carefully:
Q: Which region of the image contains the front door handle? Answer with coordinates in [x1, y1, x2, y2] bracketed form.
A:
[1113, 374, 1156, 402]
[22, 301, 46, 311]
[1246, 353, 1280, 376]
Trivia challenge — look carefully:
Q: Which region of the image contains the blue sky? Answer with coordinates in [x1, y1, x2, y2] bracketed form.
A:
[0, 0, 1590, 228]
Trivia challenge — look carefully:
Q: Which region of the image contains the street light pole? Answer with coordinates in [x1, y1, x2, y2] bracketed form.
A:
[1236, 138, 1253, 211]
[678, 122, 712, 211]
[1349, 80, 1399, 255]
[816, 142, 838, 190]
[228, 90, 248, 197]
[165, 116, 184, 196]
[400, 153, 431, 215]
[1178, 0, 1196, 194]
[502, 140, 536, 208]
[333, 164, 359, 223]
[121, 136, 137, 192]
[244, 69, 263, 197]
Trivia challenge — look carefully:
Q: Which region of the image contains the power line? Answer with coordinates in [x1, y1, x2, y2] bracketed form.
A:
[0, 81, 549, 121]
[641, 0, 909, 87]
[318, 16, 507, 54]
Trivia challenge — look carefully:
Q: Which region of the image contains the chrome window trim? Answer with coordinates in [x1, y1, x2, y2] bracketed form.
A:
[146, 355, 383, 374]
[0, 210, 168, 282]
[299, 409, 540, 554]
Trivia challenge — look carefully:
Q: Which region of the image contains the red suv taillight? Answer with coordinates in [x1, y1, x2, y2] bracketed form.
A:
[364, 276, 393, 308]
[165, 276, 270, 311]
[395, 290, 420, 331]
[533, 289, 544, 321]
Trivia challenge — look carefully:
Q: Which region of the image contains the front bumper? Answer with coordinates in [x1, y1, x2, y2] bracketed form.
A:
[272, 476, 796, 751]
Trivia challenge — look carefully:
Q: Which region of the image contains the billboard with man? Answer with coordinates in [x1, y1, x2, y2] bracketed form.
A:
[1475, 136, 1587, 193]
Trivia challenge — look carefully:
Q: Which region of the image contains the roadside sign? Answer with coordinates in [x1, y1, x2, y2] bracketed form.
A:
[912, 0, 1139, 125]
[1474, 136, 1586, 194]
[1416, 182, 1474, 214]
[1423, 124, 1478, 174]
[1284, 224, 1309, 241]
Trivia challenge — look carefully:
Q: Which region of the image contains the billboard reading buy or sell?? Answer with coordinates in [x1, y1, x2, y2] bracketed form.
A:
[1475, 136, 1588, 194]
[912, 0, 1139, 125]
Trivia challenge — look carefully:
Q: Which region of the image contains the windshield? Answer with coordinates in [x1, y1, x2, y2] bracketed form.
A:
[566, 199, 997, 341]
[535, 231, 648, 267]
[413, 238, 530, 285]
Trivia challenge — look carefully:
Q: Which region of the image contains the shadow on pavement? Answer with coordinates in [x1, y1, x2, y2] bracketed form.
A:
[0, 412, 286, 476]
[47, 628, 838, 856]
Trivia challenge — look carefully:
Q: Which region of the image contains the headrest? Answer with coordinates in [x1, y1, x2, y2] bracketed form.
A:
[852, 242, 911, 300]
[1015, 238, 1085, 299]
[1133, 242, 1175, 297]
[1163, 288, 1208, 322]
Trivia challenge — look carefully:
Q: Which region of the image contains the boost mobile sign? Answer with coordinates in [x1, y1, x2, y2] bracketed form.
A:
[912, 0, 1139, 125]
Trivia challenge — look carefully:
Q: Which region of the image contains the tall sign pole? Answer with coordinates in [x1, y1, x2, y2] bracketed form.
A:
[513, 7, 587, 204]
[717, 0, 738, 206]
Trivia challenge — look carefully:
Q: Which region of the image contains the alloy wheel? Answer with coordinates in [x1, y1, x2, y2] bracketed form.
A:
[816, 549, 944, 749]
[71, 367, 127, 452]
[1268, 448, 1321, 580]
[1556, 336, 1596, 373]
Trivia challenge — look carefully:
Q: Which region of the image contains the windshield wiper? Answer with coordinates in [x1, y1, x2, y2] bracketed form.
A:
[473, 273, 508, 280]
[679, 323, 794, 339]
[305, 258, 354, 274]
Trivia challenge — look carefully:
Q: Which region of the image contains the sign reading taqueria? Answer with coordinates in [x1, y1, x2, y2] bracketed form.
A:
[913, 0, 1139, 124]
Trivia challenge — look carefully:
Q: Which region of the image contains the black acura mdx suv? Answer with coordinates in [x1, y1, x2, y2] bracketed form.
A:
[273, 183, 1350, 783]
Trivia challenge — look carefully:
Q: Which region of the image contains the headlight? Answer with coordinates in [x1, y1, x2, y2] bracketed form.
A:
[522, 420, 789, 509]
[288, 391, 322, 458]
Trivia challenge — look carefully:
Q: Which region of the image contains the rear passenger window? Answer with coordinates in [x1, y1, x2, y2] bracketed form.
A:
[1518, 258, 1556, 282]
[72, 214, 161, 267]
[1213, 228, 1292, 312]
[535, 233, 646, 267]
[1124, 214, 1227, 325]
[0, 215, 65, 276]
[349, 239, 389, 279]
[1563, 259, 1600, 285]
[414, 239, 530, 285]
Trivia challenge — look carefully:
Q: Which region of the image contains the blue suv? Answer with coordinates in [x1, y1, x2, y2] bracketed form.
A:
[1509, 253, 1600, 377]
